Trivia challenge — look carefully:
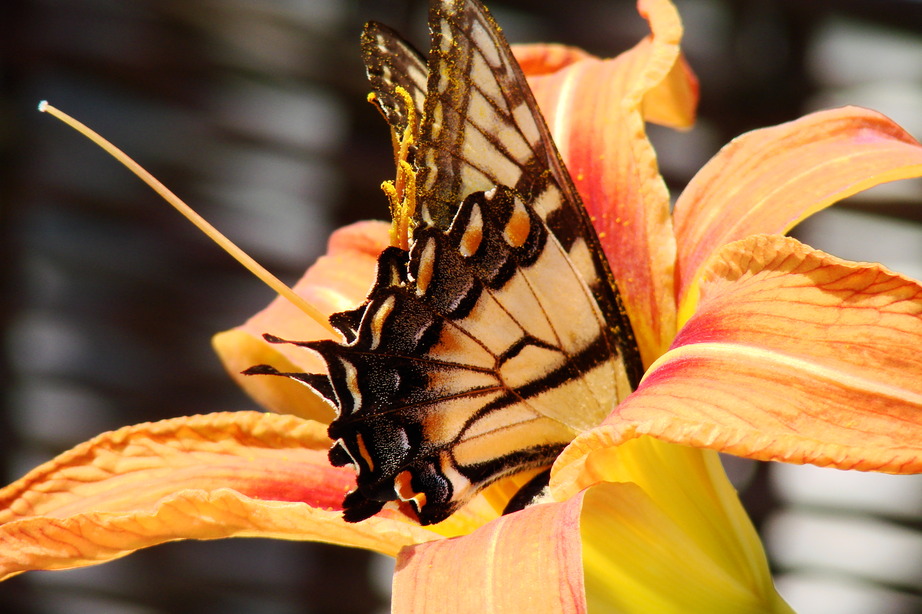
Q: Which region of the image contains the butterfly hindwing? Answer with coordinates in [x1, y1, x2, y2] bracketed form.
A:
[312, 186, 620, 524]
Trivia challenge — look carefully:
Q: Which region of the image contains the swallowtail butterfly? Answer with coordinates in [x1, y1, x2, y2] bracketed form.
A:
[248, 0, 642, 525]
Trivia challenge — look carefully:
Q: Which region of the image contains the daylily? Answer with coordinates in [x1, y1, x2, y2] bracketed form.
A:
[4, 0, 922, 612]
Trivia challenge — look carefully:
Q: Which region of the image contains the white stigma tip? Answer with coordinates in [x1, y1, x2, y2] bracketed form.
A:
[38, 100, 49, 112]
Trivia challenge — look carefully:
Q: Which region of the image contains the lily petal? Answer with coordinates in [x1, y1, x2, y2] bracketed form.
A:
[213, 221, 390, 422]
[393, 494, 586, 614]
[562, 235, 922, 476]
[582, 479, 792, 613]
[640, 52, 698, 130]
[526, 0, 693, 363]
[553, 436, 780, 610]
[514, 43, 593, 76]
[0, 411, 435, 579]
[674, 106, 922, 311]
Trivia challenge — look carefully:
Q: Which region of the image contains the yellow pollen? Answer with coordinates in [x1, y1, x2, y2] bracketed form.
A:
[381, 86, 420, 250]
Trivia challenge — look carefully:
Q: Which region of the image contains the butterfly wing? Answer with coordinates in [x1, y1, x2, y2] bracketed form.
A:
[415, 0, 640, 377]
[361, 21, 428, 158]
[416, 0, 578, 228]
[250, 0, 642, 525]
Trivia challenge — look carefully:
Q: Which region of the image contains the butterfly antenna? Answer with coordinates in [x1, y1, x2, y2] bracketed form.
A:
[38, 101, 336, 335]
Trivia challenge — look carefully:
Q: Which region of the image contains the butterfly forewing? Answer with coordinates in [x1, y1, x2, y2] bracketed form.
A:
[361, 22, 429, 152]
[416, 0, 640, 379]
[416, 0, 561, 228]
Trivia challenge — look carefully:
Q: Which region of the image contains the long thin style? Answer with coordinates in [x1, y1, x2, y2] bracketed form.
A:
[38, 101, 336, 335]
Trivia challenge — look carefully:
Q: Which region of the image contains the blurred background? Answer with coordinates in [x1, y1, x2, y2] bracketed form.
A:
[2, 0, 922, 612]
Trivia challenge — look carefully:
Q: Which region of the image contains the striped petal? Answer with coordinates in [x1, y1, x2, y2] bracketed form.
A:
[559, 235, 922, 477]
[674, 106, 922, 311]
[0, 411, 435, 579]
[393, 493, 586, 614]
[213, 221, 390, 423]
[526, 0, 694, 364]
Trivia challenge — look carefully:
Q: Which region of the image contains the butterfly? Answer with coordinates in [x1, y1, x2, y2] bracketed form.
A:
[246, 0, 643, 526]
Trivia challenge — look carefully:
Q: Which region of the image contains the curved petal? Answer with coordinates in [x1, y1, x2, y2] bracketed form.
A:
[214, 221, 389, 422]
[0, 412, 347, 518]
[518, 40, 696, 130]
[526, 0, 692, 363]
[514, 43, 593, 76]
[641, 53, 698, 130]
[554, 438, 780, 612]
[582, 480, 793, 613]
[563, 235, 922, 476]
[393, 494, 586, 614]
[0, 411, 436, 579]
[674, 106, 922, 311]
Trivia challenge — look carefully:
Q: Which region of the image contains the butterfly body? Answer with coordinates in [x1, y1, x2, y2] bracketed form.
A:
[249, 0, 641, 525]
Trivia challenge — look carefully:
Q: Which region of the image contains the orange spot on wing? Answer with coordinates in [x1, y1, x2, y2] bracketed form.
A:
[504, 207, 531, 248]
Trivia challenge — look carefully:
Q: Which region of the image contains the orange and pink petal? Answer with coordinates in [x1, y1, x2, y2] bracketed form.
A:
[393, 493, 586, 614]
[0, 411, 436, 579]
[553, 437, 780, 612]
[561, 235, 922, 478]
[674, 106, 922, 311]
[514, 43, 593, 76]
[402, 446, 789, 614]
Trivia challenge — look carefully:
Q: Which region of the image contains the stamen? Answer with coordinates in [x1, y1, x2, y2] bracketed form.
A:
[378, 86, 419, 251]
[37, 101, 336, 335]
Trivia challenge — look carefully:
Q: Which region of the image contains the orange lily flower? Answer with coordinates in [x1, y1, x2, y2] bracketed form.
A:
[4, 0, 922, 612]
